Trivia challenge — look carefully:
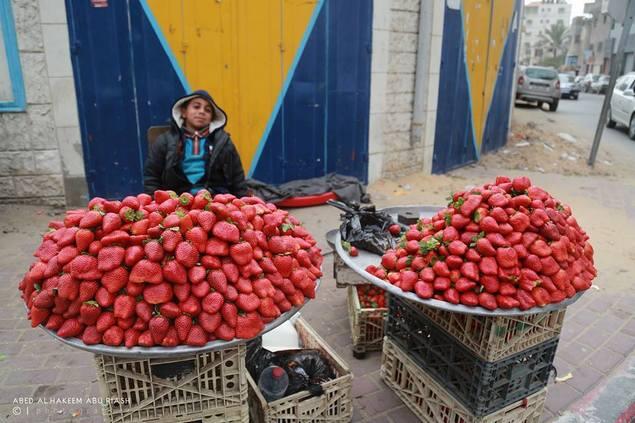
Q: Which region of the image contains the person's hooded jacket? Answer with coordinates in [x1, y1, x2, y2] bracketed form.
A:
[143, 90, 248, 197]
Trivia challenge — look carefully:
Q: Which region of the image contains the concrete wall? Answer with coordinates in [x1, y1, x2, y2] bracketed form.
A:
[368, 0, 443, 182]
[0, 0, 86, 206]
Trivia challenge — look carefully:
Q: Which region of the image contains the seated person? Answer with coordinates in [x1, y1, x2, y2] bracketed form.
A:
[144, 90, 248, 197]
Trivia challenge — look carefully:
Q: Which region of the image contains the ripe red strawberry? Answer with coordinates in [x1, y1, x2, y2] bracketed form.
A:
[161, 229, 183, 252]
[186, 227, 208, 253]
[149, 315, 169, 344]
[135, 301, 153, 322]
[96, 311, 116, 333]
[57, 274, 79, 301]
[202, 292, 224, 314]
[163, 213, 180, 228]
[207, 270, 228, 294]
[236, 293, 260, 313]
[33, 289, 55, 308]
[229, 242, 253, 266]
[253, 278, 275, 298]
[162, 260, 187, 284]
[103, 325, 124, 346]
[273, 255, 293, 277]
[124, 245, 145, 267]
[137, 193, 152, 206]
[124, 328, 141, 348]
[173, 283, 191, 302]
[30, 306, 50, 327]
[126, 281, 144, 297]
[143, 283, 173, 305]
[236, 312, 264, 339]
[179, 296, 201, 316]
[221, 303, 238, 327]
[79, 301, 101, 325]
[159, 302, 181, 319]
[259, 297, 281, 318]
[57, 318, 84, 338]
[199, 311, 222, 333]
[95, 287, 116, 308]
[197, 211, 216, 232]
[101, 267, 129, 294]
[212, 221, 240, 243]
[161, 327, 179, 347]
[79, 211, 103, 229]
[215, 322, 235, 341]
[188, 266, 206, 284]
[185, 324, 207, 346]
[205, 239, 229, 256]
[191, 280, 211, 298]
[102, 213, 122, 234]
[57, 246, 79, 266]
[88, 240, 102, 256]
[130, 260, 163, 284]
[138, 330, 155, 347]
[175, 315, 193, 342]
[45, 314, 64, 330]
[70, 255, 101, 280]
[175, 242, 199, 268]
[114, 295, 136, 319]
[62, 298, 83, 319]
[82, 326, 102, 345]
[98, 246, 125, 272]
[144, 240, 164, 262]
[122, 195, 140, 209]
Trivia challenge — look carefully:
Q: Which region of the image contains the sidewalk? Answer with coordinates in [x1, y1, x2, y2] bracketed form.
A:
[0, 164, 634, 421]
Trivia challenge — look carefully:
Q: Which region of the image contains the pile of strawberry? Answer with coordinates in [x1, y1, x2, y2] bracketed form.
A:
[356, 285, 386, 309]
[19, 190, 323, 347]
[365, 176, 596, 311]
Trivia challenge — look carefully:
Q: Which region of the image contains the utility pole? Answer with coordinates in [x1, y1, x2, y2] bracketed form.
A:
[588, 0, 635, 166]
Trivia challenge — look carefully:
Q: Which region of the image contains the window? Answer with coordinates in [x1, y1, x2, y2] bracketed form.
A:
[558, 7, 565, 13]
[598, 42, 603, 52]
[526, 19, 533, 25]
[0, 0, 25, 111]
[575, 34, 581, 43]
[603, 14, 607, 24]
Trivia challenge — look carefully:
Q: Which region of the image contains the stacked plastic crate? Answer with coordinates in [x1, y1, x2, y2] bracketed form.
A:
[381, 296, 566, 422]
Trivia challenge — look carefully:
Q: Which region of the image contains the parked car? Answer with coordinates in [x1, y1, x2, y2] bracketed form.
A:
[582, 74, 600, 92]
[590, 74, 610, 94]
[607, 72, 635, 138]
[515, 66, 560, 111]
[559, 73, 580, 100]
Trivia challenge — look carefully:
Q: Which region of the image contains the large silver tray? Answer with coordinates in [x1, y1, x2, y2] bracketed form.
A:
[39, 279, 320, 358]
[334, 205, 586, 316]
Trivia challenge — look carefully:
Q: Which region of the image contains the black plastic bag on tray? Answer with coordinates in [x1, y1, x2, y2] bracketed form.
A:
[330, 200, 397, 255]
[246, 337, 276, 382]
[271, 349, 336, 396]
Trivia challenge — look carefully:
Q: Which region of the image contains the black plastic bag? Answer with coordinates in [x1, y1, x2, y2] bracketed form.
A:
[246, 337, 276, 382]
[271, 349, 336, 396]
[332, 201, 397, 255]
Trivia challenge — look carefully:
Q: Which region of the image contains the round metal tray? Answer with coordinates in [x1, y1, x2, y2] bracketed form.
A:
[39, 279, 320, 358]
[334, 205, 586, 316]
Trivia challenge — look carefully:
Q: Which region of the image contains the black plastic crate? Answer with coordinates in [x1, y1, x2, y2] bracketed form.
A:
[386, 296, 558, 416]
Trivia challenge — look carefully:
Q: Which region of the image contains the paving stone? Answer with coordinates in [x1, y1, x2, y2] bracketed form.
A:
[569, 309, 599, 326]
[5, 368, 60, 386]
[544, 382, 580, 414]
[540, 408, 555, 423]
[587, 348, 625, 374]
[566, 365, 603, 393]
[356, 384, 403, 415]
[0, 385, 37, 404]
[388, 405, 420, 423]
[622, 318, 635, 337]
[556, 342, 593, 365]
[55, 366, 97, 384]
[605, 332, 635, 355]
[352, 374, 381, 398]
[575, 326, 612, 347]
[0, 319, 17, 329]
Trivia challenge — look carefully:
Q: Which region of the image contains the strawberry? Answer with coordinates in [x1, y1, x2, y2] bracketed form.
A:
[161, 327, 179, 347]
[57, 274, 79, 301]
[30, 306, 50, 327]
[162, 259, 187, 285]
[101, 230, 131, 246]
[96, 246, 125, 272]
[103, 325, 124, 346]
[175, 315, 193, 342]
[236, 277, 253, 294]
[208, 270, 228, 294]
[199, 311, 222, 333]
[186, 227, 208, 253]
[62, 298, 82, 319]
[95, 287, 116, 308]
[96, 311, 116, 333]
[79, 301, 101, 325]
[163, 213, 180, 228]
[212, 221, 240, 243]
[124, 328, 141, 348]
[188, 266, 206, 284]
[149, 315, 170, 344]
[159, 302, 181, 319]
[144, 240, 164, 262]
[130, 260, 163, 284]
[186, 324, 208, 346]
[175, 242, 199, 268]
[180, 296, 201, 316]
[220, 303, 237, 328]
[161, 229, 183, 252]
[126, 281, 144, 297]
[33, 289, 55, 308]
[114, 295, 136, 319]
[135, 301, 153, 321]
[57, 246, 79, 266]
[45, 314, 64, 330]
[154, 190, 172, 204]
[79, 211, 103, 229]
[214, 322, 235, 341]
[143, 283, 173, 304]
[137, 193, 152, 206]
[205, 239, 229, 256]
[102, 213, 122, 234]
[229, 242, 253, 266]
[70, 255, 101, 280]
[236, 312, 264, 339]
[82, 326, 102, 345]
[197, 211, 216, 232]
[122, 195, 140, 209]
[57, 318, 84, 338]
[173, 283, 191, 302]
[258, 297, 281, 318]
[101, 267, 129, 293]
[138, 329, 155, 347]
[202, 292, 224, 314]
[236, 293, 260, 312]
[191, 280, 211, 298]
[273, 255, 293, 277]
[124, 245, 145, 267]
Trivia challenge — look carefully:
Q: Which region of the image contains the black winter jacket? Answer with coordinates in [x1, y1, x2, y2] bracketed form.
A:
[143, 91, 248, 197]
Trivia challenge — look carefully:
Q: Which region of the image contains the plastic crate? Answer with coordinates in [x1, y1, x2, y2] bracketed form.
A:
[95, 345, 248, 423]
[416, 303, 565, 361]
[347, 285, 387, 357]
[387, 296, 557, 416]
[334, 253, 366, 288]
[247, 317, 353, 423]
[381, 337, 548, 423]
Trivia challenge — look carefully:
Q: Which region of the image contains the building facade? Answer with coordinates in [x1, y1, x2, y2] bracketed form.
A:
[582, 0, 613, 75]
[520, 0, 572, 66]
[565, 16, 592, 73]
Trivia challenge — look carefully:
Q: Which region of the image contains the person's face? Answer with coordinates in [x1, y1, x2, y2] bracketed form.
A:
[181, 98, 213, 130]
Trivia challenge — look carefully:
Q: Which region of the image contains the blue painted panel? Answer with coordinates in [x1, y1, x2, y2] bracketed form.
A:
[253, 0, 371, 184]
[0, 0, 26, 111]
[433, 4, 478, 174]
[482, 1, 520, 154]
[66, 0, 183, 199]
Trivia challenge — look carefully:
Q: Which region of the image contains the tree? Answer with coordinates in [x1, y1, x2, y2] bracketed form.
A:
[537, 21, 570, 60]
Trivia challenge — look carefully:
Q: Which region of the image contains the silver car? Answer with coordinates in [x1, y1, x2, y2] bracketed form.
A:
[516, 66, 561, 111]
[559, 73, 580, 100]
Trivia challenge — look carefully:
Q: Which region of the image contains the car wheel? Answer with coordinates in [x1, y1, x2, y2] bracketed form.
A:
[607, 109, 616, 128]
[537, 102, 544, 110]
[629, 115, 635, 140]
[549, 100, 559, 112]
[573, 93, 579, 100]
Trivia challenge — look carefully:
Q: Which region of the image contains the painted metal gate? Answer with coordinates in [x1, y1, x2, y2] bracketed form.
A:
[433, 0, 521, 173]
[66, 0, 371, 199]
